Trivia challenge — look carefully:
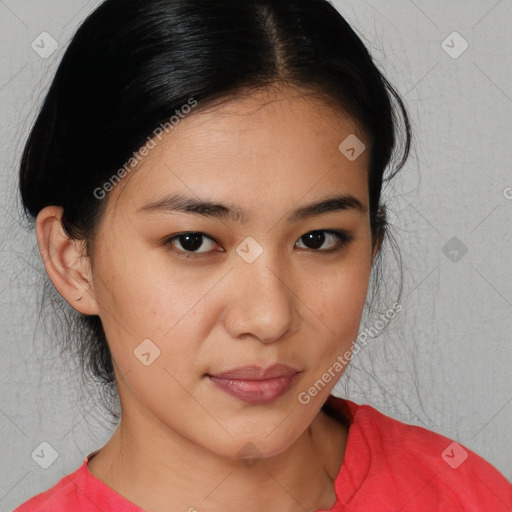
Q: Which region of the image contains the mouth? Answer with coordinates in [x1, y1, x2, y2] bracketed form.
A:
[207, 364, 301, 405]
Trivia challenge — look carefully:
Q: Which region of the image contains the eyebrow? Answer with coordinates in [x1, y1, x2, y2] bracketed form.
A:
[137, 192, 366, 223]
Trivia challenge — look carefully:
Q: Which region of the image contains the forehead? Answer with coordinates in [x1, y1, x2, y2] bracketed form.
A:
[105, 86, 369, 219]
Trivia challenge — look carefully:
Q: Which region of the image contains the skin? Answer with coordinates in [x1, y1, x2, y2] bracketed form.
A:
[36, 84, 381, 512]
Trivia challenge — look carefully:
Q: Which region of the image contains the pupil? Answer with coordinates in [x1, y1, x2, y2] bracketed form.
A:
[181, 233, 203, 252]
[304, 231, 324, 249]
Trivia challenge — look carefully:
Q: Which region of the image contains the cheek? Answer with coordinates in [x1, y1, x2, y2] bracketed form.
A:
[302, 253, 372, 370]
[313, 254, 372, 328]
[92, 239, 210, 336]
[96, 282, 208, 380]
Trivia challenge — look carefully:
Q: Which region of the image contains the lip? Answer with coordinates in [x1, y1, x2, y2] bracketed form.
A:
[208, 364, 301, 405]
[210, 363, 300, 380]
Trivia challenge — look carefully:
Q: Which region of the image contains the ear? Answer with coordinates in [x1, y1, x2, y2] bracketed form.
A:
[35, 206, 99, 315]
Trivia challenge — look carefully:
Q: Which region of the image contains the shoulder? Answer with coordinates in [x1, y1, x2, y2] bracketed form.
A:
[12, 454, 143, 512]
[325, 395, 512, 511]
[365, 402, 511, 507]
[12, 465, 82, 512]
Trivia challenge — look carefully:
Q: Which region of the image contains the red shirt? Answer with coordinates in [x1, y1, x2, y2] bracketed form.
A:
[13, 395, 512, 511]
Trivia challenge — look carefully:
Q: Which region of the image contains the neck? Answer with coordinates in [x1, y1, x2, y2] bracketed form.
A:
[87, 405, 348, 512]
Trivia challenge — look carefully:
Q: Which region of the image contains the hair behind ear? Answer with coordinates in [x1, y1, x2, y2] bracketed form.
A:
[372, 204, 387, 258]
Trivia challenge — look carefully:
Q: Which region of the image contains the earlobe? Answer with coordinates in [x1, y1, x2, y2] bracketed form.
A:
[35, 206, 99, 315]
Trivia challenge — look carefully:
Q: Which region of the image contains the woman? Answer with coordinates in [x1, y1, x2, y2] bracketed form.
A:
[13, 0, 512, 510]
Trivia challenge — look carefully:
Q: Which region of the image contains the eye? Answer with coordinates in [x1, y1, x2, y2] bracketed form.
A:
[165, 232, 220, 257]
[295, 230, 353, 253]
[164, 229, 353, 259]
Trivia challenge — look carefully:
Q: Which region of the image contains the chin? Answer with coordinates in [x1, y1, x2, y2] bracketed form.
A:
[199, 425, 302, 463]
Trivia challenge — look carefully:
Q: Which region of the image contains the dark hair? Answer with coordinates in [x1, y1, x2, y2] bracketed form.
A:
[19, 0, 411, 419]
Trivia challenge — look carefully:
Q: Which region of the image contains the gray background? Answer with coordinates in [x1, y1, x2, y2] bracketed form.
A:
[1, 0, 511, 510]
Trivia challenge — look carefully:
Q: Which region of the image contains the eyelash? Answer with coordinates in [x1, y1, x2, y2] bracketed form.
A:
[163, 229, 354, 259]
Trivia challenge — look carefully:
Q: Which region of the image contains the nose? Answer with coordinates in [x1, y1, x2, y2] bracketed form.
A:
[223, 254, 300, 344]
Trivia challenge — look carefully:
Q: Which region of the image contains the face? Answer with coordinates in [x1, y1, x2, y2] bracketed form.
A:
[87, 85, 375, 459]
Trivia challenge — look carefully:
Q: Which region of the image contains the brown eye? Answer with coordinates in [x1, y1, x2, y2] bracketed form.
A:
[165, 232, 219, 256]
[295, 230, 353, 252]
